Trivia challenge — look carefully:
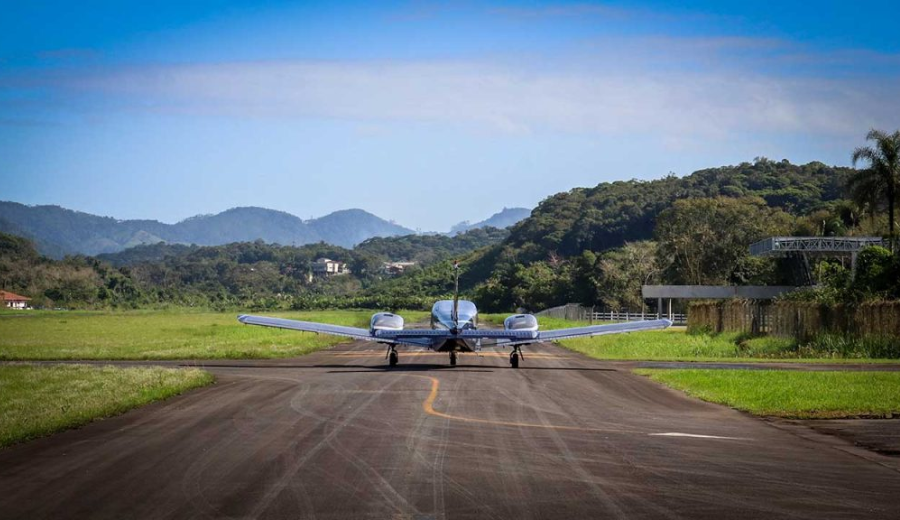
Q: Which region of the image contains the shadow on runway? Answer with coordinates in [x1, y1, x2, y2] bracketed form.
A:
[515, 366, 618, 372]
[179, 363, 493, 372]
[328, 367, 495, 373]
[326, 365, 619, 373]
[185, 363, 617, 373]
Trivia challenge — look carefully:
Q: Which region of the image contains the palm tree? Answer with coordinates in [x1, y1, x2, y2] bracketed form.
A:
[849, 129, 900, 251]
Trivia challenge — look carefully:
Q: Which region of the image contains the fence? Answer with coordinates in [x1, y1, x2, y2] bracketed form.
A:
[536, 304, 686, 325]
[688, 300, 900, 339]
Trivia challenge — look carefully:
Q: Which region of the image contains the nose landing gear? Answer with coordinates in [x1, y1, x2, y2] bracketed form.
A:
[449, 351, 457, 366]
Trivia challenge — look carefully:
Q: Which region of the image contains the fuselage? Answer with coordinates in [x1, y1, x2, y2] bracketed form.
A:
[430, 299, 478, 352]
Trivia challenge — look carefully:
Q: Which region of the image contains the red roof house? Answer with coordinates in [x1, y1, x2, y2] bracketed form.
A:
[0, 290, 31, 309]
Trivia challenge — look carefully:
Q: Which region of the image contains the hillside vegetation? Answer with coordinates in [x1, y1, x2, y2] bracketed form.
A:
[470, 159, 886, 311]
[3, 158, 897, 313]
[0, 226, 506, 310]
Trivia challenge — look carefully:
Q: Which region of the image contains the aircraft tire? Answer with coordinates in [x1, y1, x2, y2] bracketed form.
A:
[450, 351, 457, 366]
[389, 351, 398, 367]
[510, 352, 519, 368]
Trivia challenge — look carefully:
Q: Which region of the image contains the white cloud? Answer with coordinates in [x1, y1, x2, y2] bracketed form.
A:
[8, 36, 900, 144]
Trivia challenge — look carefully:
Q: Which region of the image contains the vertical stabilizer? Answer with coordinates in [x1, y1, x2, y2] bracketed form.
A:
[452, 261, 460, 329]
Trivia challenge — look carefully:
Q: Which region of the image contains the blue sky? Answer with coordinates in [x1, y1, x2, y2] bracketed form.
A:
[2, 1, 899, 231]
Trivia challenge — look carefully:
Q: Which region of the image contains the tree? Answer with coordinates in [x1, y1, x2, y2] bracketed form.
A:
[852, 246, 898, 298]
[655, 197, 792, 285]
[850, 129, 900, 251]
[592, 241, 660, 310]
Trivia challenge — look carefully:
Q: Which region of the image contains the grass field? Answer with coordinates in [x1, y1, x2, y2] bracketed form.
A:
[636, 368, 900, 419]
[0, 364, 213, 447]
[556, 327, 898, 363]
[482, 313, 899, 362]
[0, 309, 429, 360]
[558, 329, 741, 360]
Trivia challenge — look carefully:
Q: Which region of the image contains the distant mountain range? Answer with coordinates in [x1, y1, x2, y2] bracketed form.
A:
[450, 207, 531, 235]
[0, 203, 414, 257]
[0, 202, 532, 258]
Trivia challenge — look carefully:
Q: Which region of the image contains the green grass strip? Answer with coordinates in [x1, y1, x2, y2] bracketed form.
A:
[0, 364, 213, 447]
[635, 368, 900, 419]
[0, 309, 429, 360]
[554, 328, 897, 363]
[559, 329, 744, 360]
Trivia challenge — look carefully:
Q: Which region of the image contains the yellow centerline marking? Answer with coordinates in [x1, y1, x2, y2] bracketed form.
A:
[416, 377, 751, 441]
[418, 375, 634, 434]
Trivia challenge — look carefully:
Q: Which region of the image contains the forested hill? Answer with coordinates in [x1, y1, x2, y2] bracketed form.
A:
[1, 159, 875, 313]
[504, 159, 852, 262]
[0, 203, 415, 257]
[1, 225, 509, 310]
[458, 158, 867, 311]
[96, 226, 508, 268]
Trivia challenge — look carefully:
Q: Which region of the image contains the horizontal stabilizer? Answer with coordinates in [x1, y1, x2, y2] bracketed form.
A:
[374, 328, 538, 342]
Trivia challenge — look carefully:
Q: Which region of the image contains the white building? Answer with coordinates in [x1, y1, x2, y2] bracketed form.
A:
[312, 258, 349, 277]
[1, 290, 31, 309]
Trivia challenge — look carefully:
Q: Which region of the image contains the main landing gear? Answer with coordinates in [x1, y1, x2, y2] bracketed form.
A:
[387, 346, 398, 367]
[510, 346, 523, 368]
[449, 351, 457, 366]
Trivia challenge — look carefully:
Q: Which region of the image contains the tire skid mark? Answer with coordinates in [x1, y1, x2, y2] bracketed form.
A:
[180, 385, 280, 519]
[418, 375, 642, 435]
[522, 370, 682, 520]
[428, 376, 456, 519]
[400, 378, 505, 520]
[247, 377, 402, 518]
[324, 425, 421, 516]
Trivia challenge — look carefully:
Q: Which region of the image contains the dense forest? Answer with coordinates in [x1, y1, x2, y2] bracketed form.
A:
[464, 159, 883, 310]
[0, 227, 507, 311]
[3, 157, 898, 313]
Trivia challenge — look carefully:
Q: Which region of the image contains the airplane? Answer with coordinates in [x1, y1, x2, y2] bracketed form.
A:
[238, 262, 672, 368]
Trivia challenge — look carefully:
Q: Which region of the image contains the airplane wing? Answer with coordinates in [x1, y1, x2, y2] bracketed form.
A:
[237, 315, 434, 347]
[239, 315, 672, 348]
[497, 319, 673, 346]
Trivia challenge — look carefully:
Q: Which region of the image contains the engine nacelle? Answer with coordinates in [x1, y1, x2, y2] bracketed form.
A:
[503, 314, 538, 332]
[370, 312, 404, 333]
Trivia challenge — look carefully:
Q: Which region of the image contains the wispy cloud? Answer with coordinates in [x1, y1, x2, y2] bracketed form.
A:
[3, 35, 899, 143]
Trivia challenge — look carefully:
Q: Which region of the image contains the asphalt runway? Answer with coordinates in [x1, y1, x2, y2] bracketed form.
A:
[2, 341, 900, 519]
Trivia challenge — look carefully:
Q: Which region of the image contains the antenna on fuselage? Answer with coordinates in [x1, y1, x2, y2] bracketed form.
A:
[452, 260, 460, 330]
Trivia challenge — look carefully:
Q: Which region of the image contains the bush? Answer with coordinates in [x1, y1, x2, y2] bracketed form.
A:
[852, 246, 897, 298]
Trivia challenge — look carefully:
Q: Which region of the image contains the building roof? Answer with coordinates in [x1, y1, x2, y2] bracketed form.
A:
[0, 290, 31, 301]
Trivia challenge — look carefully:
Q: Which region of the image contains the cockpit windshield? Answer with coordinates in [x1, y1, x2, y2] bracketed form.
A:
[431, 300, 478, 330]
